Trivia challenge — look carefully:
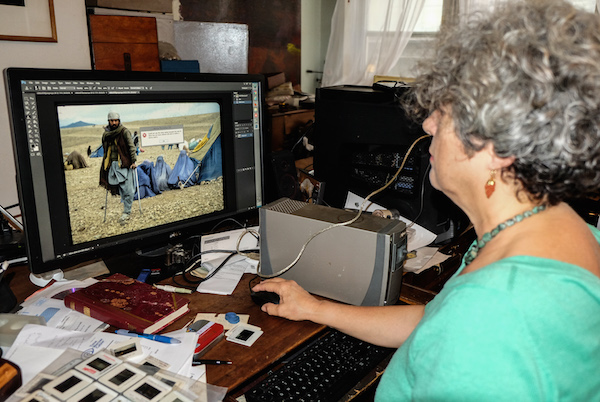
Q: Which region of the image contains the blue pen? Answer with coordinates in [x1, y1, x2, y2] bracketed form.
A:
[115, 329, 181, 344]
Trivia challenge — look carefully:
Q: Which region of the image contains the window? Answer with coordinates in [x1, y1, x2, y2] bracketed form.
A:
[389, 0, 597, 78]
[413, 0, 444, 33]
[367, 0, 443, 33]
[568, 0, 597, 12]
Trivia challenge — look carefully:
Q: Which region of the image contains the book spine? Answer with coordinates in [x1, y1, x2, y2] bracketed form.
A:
[64, 293, 152, 333]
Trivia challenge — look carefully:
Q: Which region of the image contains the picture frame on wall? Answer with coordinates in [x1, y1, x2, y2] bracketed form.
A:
[0, 0, 57, 42]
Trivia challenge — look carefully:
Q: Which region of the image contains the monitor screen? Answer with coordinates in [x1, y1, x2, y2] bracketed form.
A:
[4, 68, 265, 275]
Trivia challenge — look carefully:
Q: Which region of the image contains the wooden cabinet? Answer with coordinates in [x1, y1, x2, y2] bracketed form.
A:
[88, 14, 160, 71]
[269, 109, 315, 152]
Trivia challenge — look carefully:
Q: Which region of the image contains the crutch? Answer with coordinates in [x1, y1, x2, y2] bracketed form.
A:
[103, 188, 109, 223]
[179, 163, 201, 189]
[134, 167, 142, 215]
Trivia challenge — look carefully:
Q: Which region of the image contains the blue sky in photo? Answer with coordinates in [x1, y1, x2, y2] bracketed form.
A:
[57, 102, 220, 128]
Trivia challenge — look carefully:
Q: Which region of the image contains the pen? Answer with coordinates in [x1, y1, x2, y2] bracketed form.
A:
[115, 329, 181, 344]
[192, 360, 232, 366]
[154, 284, 193, 294]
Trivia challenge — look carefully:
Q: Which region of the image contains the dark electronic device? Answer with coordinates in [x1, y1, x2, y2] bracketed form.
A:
[313, 85, 467, 243]
[4, 68, 266, 276]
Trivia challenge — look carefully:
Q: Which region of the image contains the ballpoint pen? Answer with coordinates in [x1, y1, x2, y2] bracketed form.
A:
[115, 329, 181, 344]
[192, 359, 232, 366]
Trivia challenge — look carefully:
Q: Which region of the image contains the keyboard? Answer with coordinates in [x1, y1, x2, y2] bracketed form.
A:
[245, 329, 395, 402]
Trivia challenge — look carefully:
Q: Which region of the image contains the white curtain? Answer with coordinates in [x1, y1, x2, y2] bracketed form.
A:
[322, 0, 426, 87]
[457, 0, 501, 22]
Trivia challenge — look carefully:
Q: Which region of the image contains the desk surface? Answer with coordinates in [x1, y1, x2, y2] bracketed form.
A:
[162, 275, 326, 394]
[6, 266, 326, 397]
[6, 230, 472, 398]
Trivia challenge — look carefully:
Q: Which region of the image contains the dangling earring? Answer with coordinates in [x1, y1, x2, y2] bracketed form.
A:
[485, 170, 496, 198]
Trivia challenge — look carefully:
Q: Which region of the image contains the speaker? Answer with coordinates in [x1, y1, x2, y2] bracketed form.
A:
[270, 150, 301, 200]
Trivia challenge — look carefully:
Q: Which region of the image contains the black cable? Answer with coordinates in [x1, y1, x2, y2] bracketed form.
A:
[172, 251, 239, 287]
[182, 249, 239, 275]
[170, 270, 200, 288]
[291, 121, 315, 154]
[209, 217, 247, 233]
[248, 274, 261, 293]
[201, 252, 239, 281]
[171, 246, 260, 287]
[409, 162, 431, 227]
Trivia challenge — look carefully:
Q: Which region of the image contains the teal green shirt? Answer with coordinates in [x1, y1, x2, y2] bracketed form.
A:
[376, 225, 600, 401]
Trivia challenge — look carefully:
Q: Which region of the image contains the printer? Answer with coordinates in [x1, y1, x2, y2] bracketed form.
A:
[259, 198, 407, 306]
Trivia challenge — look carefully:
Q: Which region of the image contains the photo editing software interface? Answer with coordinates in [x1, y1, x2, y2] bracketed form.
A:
[5, 68, 266, 275]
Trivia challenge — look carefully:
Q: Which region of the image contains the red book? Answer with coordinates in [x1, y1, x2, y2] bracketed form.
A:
[64, 273, 190, 334]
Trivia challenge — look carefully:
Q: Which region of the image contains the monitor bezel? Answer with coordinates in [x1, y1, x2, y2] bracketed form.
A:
[4, 67, 266, 275]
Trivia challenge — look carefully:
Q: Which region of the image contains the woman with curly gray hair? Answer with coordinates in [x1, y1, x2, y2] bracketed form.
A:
[253, 0, 600, 399]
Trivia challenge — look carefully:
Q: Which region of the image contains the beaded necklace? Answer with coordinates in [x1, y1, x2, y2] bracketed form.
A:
[463, 204, 547, 266]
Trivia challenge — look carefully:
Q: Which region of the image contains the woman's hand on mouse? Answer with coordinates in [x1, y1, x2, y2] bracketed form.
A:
[252, 278, 323, 321]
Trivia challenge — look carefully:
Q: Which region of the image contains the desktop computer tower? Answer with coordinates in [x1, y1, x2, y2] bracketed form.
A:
[313, 85, 467, 243]
[259, 198, 407, 306]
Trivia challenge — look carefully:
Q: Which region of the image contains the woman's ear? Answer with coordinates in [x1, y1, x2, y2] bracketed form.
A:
[485, 142, 514, 170]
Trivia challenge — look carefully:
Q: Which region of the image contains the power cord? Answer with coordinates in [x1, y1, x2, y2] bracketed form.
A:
[257, 133, 431, 279]
[170, 228, 261, 288]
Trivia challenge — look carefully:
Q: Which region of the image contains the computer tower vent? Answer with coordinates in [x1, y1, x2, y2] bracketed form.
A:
[264, 198, 308, 215]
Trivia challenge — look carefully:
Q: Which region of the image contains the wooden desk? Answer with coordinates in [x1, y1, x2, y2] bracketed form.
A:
[6, 230, 471, 399]
[5, 266, 326, 398]
[161, 275, 326, 395]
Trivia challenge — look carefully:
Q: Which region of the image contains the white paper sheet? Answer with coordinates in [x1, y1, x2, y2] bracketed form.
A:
[18, 297, 107, 332]
[404, 246, 451, 274]
[200, 226, 259, 263]
[193, 312, 250, 331]
[21, 278, 99, 308]
[6, 324, 198, 386]
[196, 254, 253, 295]
[344, 192, 437, 250]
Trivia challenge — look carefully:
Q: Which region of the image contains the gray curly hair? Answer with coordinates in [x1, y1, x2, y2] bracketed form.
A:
[407, 0, 600, 205]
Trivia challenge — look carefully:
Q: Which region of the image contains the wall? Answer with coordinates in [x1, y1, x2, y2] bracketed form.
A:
[178, 0, 301, 86]
[0, 0, 91, 214]
[301, 0, 335, 94]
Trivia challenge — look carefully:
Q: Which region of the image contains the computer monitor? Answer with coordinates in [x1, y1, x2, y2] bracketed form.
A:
[4, 68, 266, 275]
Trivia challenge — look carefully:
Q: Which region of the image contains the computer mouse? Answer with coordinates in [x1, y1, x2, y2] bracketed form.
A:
[251, 290, 280, 306]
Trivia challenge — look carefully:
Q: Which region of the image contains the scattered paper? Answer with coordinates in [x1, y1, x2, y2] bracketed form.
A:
[404, 247, 450, 274]
[201, 226, 259, 263]
[18, 297, 107, 333]
[193, 313, 250, 331]
[6, 324, 198, 386]
[21, 278, 98, 308]
[344, 192, 437, 251]
[197, 254, 253, 295]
